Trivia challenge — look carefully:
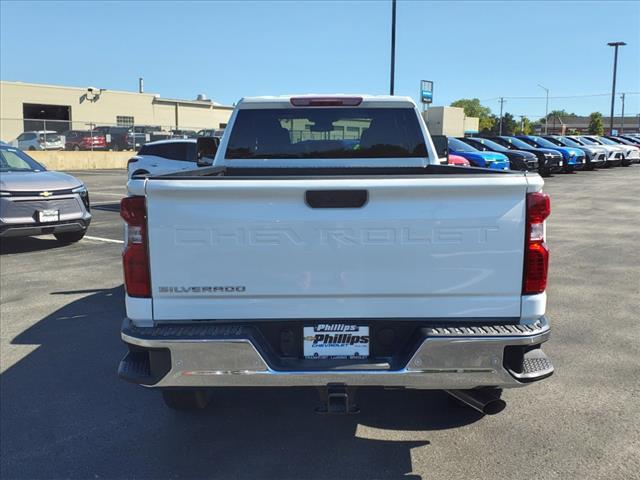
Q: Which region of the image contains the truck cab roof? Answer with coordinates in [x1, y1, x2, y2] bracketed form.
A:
[236, 94, 417, 109]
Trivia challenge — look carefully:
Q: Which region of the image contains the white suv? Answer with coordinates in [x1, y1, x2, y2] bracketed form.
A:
[11, 131, 64, 151]
[127, 139, 198, 178]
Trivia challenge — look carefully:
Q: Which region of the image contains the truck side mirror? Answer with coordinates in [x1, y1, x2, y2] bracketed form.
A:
[431, 135, 449, 164]
[197, 137, 219, 167]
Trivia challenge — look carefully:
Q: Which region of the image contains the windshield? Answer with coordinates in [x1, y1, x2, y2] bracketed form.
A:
[499, 136, 532, 149]
[0, 147, 46, 172]
[542, 137, 563, 146]
[577, 137, 597, 145]
[448, 137, 478, 153]
[527, 137, 559, 149]
[596, 137, 617, 145]
[557, 137, 583, 148]
[468, 138, 506, 151]
[514, 137, 539, 147]
[225, 108, 427, 159]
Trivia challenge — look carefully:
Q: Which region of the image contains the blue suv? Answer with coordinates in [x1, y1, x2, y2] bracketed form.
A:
[447, 137, 509, 170]
[514, 136, 586, 172]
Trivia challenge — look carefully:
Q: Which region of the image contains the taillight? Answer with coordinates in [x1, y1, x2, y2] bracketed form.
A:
[523, 192, 550, 294]
[120, 196, 150, 297]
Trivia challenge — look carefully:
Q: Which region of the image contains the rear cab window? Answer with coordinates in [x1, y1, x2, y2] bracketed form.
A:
[225, 107, 427, 160]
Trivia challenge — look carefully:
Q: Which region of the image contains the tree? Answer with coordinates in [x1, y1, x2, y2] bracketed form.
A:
[588, 112, 604, 135]
[484, 112, 517, 135]
[450, 98, 494, 132]
[515, 116, 532, 135]
[546, 109, 577, 120]
[501, 113, 517, 135]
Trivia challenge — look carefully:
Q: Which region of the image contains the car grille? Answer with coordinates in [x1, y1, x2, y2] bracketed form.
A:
[1, 198, 83, 221]
[4, 188, 75, 197]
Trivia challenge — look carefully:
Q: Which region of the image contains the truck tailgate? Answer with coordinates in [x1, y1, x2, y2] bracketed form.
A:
[146, 175, 529, 321]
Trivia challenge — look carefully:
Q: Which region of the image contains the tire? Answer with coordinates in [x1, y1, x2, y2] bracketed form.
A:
[162, 389, 211, 410]
[73, 145, 81, 151]
[28, 146, 36, 151]
[131, 170, 150, 178]
[54, 230, 86, 244]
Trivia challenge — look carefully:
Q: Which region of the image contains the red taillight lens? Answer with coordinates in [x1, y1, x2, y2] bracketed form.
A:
[120, 196, 150, 297]
[290, 96, 363, 107]
[523, 192, 550, 294]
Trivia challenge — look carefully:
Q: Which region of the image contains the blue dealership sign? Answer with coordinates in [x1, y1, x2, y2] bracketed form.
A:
[421, 80, 433, 104]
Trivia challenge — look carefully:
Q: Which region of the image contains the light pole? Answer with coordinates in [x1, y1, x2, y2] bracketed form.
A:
[538, 84, 549, 134]
[619, 92, 625, 134]
[498, 97, 505, 135]
[389, 0, 396, 95]
[607, 41, 626, 134]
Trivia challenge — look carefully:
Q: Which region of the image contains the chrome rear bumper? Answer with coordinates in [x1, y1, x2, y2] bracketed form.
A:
[119, 317, 552, 390]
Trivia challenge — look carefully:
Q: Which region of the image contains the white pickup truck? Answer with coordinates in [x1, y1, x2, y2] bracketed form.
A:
[118, 95, 553, 415]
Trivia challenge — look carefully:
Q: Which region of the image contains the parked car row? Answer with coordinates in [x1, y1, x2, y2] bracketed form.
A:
[8, 126, 226, 152]
[127, 133, 640, 179]
[445, 134, 639, 175]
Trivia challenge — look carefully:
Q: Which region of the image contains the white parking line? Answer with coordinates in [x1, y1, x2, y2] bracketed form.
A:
[83, 235, 124, 244]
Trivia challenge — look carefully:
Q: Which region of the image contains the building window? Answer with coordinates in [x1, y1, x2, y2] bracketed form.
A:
[117, 116, 134, 127]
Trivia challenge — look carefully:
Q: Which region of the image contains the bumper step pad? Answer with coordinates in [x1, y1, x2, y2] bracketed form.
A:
[508, 348, 554, 382]
[118, 351, 152, 384]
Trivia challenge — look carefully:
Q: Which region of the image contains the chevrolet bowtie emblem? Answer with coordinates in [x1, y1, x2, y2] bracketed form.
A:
[40, 191, 53, 197]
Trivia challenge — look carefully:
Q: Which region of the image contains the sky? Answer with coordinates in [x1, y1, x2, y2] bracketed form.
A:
[1, 0, 639, 121]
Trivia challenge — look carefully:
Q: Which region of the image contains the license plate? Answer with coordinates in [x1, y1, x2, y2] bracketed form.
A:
[38, 209, 59, 222]
[303, 324, 369, 359]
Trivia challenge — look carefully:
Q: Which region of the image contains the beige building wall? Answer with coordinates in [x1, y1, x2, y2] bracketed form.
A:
[0, 81, 233, 141]
[422, 106, 479, 137]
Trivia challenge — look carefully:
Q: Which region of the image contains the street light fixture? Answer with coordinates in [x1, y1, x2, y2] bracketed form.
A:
[538, 84, 549, 134]
[607, 41, 626, 133]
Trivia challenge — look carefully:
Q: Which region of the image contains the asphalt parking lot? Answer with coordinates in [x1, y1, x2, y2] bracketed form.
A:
[1, 167, 639, 480]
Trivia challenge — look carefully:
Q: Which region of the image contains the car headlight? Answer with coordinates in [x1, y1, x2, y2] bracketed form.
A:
[72, 184, 90, 211]
[72, 185, 88, 195]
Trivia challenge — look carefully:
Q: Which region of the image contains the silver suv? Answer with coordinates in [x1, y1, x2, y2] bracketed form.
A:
[12, 131, 64, 151]
[0, 145, 91, 242]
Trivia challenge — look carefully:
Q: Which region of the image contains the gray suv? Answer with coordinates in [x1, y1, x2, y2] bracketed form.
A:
[0, 145, 91, 242]
[13, 131, 64, 151]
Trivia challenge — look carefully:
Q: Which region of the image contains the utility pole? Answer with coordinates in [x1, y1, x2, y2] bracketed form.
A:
[389, 0, 396, 95]
[538, 84, 549, 134]
[607, 41, 626, 134]
[498, 97, 505, 135]
[619, 92, 625, 133]
[520, 115, 525, 134]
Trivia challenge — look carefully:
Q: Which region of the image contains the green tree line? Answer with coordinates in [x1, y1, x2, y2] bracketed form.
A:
[449, 98, 604, 135]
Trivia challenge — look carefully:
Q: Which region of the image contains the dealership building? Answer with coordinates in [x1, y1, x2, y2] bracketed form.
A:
[0, 80, 234, 142]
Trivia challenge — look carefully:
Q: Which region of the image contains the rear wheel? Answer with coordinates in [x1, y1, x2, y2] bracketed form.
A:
[73, 144, 81, 151]
[54, 230, 86, 243]
[162, 389, 211, 410]
[131, 170, 149, 178]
